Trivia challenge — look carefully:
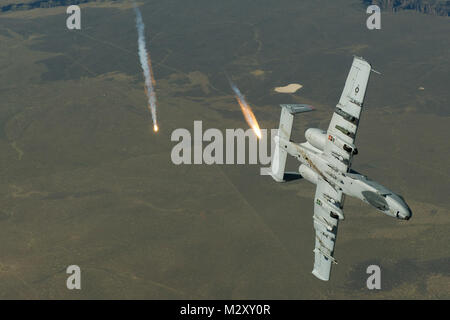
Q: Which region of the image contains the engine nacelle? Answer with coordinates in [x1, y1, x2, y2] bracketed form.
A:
[299, 164, 318, 185]
[305, 128, 327, 151]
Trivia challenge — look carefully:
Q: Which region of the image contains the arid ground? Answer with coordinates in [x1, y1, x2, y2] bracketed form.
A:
[0, 0, 448, 298]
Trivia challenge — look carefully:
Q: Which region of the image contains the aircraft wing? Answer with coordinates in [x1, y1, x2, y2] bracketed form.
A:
[312, 178, 344, 281]
[323, 56, 372, 172]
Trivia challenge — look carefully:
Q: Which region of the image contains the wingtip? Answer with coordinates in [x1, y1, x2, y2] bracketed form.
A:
[312, 269, 330, 281]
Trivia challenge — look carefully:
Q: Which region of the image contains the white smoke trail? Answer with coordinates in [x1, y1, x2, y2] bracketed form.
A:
[133, 3, 158, 132]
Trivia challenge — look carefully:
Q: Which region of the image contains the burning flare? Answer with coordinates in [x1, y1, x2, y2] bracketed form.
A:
[133, 3, 159, 132]
[229, 80, 262, 139]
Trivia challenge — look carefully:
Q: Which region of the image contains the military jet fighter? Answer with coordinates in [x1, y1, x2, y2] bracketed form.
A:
[270, 56, 412, 281]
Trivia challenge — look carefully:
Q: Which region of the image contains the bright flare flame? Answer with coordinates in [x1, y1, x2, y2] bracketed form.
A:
[229, 81, 262, 139]
[236, 98, 262, 139]
[153, 124, 159, 132]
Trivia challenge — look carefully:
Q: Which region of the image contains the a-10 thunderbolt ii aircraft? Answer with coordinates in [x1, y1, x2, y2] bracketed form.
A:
[269, 56, 412, 281]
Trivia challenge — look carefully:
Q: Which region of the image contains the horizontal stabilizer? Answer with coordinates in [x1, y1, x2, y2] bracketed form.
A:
[280, 104, 314, 115]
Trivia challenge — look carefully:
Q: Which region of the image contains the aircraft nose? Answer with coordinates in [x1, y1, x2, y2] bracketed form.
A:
[404, 208, 412, 220]
[399, 208, 412, 220]
[391, 194, 412, 221]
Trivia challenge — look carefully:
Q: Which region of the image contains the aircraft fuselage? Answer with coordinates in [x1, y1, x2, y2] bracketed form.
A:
[275, 135, 412, 220]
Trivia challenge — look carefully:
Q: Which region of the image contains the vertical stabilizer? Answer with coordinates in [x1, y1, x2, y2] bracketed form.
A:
[270, 104, 314, 182]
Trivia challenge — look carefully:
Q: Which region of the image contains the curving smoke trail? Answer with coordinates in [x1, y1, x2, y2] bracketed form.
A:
[133, 3, 158, 132]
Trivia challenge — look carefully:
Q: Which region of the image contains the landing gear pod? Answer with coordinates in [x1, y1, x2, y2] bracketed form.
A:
[316, 197, 345, 220]
[328, 134, 358, 155]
